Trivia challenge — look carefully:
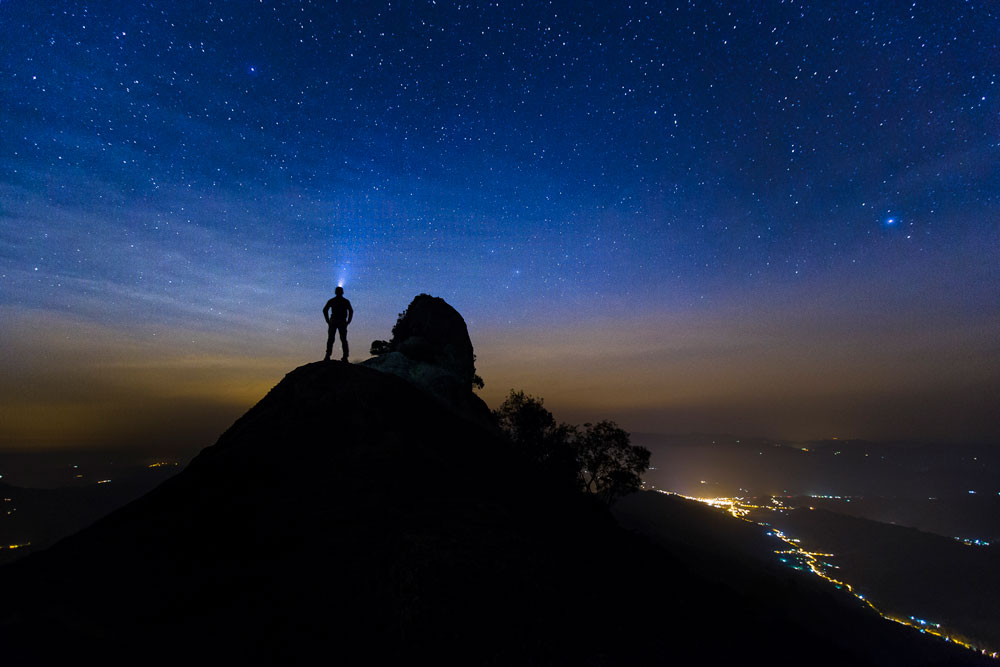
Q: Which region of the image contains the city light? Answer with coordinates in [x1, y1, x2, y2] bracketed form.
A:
[661, 491, 1000, 660]
[955, 537, 991, 547]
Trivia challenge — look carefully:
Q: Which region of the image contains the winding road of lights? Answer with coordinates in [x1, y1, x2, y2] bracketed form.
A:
[661, 491, 999, 660]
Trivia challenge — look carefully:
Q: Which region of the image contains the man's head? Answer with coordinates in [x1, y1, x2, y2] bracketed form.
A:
[335, 286, 344, 296]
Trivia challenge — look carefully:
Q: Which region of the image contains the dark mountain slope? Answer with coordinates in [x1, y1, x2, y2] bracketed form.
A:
[0, 291, 990, 665]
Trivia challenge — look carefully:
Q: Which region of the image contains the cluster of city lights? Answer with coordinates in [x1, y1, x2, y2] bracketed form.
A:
[955, 537, 991, 547]
[663, 491, 999, 660]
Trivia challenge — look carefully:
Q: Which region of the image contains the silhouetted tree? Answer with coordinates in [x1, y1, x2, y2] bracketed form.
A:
[494, 390, 556, 453]
[576, 421, 650, 503]
[494, 390, 578, 489]
[494, 391, 651, 503]
[471, 354, 484, 390]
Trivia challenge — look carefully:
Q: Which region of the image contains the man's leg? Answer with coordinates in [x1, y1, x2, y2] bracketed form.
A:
[339, 325, 349, 361]
[325, 326, 335, 361]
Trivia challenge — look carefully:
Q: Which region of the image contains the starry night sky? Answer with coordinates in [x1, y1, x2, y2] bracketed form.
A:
[2, 1, 999, 450]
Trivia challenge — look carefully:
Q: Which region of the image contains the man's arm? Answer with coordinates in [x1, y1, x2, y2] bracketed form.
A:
[346, 300, 354, 325]
[323, 300, 332, 324]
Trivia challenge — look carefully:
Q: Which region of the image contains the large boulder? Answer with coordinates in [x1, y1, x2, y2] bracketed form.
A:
[388, 294, 476, 384]
[364, 294, 487, 423]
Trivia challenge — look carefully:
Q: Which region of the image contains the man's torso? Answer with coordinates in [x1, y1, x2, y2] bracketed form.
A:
[327, 296, 351, 324]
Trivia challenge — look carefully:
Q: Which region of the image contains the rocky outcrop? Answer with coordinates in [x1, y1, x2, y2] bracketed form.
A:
[385, 294, 476, 384]
[363, 294, 490, 425]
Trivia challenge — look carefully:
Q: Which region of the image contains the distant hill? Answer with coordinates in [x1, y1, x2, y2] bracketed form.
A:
[0, 296, 988, 665]
[635, 432, 1000, 499]
[0, 465, 180, 565]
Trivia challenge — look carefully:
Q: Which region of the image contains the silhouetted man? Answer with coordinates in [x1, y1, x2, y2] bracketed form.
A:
[323, 286, 353, 362]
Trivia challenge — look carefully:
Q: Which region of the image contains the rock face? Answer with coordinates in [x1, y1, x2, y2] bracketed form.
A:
[364, 294, 488, 424]
[387, 294, 476, 385]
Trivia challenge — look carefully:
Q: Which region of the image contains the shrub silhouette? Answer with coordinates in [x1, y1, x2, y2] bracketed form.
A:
[369, 340, 391, 356]
[493, 390, 579, 491]
[494, 390, 650, 502]
[576, 420, 650, 503]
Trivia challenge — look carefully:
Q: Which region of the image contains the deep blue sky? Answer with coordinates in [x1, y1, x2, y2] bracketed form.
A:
[2, 1, 999, 449]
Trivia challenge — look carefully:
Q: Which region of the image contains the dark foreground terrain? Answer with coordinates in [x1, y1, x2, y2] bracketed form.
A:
[0, 359, 988, 666]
